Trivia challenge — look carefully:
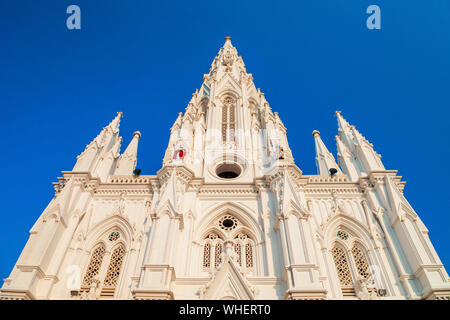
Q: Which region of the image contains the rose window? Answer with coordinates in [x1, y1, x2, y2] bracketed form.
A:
[218, 215, 238, 231]
[336, 230, 349, 240]
[108, 231, 120, 242]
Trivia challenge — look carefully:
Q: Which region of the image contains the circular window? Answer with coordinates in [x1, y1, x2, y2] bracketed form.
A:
[219, 215, 238, 231]
[222, 219, 234, 228]
[216, 163, 241, 179]
[336, 230, 349, 240]
[108, 231, 120, 241]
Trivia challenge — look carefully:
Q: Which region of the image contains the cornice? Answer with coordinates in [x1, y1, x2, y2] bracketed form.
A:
[365, 170, 406, 193]
[304, 175, 349, 183]
[198, 183, 258, 197]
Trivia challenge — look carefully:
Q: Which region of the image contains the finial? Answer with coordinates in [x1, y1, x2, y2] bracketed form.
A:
[224, 36, 232, 40]
[133, 131, 141, 139]
[334, 111, 342, 116]
[312, 130, 320, 137]
[117, 112, 123, 117]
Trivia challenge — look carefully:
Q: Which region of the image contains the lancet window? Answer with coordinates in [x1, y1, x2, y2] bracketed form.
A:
[222, 96, 236, 143]
[352, 244, 370, 279]
[79, 230, 127, 299]
[330, 230, 378, 297]
[202, 233, 224, 271]
[202, 229, 255, 272]
[82, 243, 106, 287]
[331, 245, 353, 287]
[233, 232, 254, 269]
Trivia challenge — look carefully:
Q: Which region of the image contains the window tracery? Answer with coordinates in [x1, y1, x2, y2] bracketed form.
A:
[82, 244, 106, 286]
[245, 243, 253, 268]
[202, 232, 224, 271]
[214, 243, 223, 268]
[232, 232, 254, 269]
[103, 243, 126, 288]
[79, 230, 128, 299]
[331, 245, 353, 286]
[234, 243, 242, 266]
[330, 229, 379, 298]
[336, 230, 349, 240]
[352, 244, 370, 279]
[219, 215, 238, 231]
[108, 231, 120, 242]
[202, 217, 255, 273]
[203, 243, 211, 269]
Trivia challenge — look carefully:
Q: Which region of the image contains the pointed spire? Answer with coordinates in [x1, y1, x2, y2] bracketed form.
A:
[335, 135, 359, 181]
[114, 131, 141, 175]
[312, 130, 341, 176]
[334, 111, 385, 175]
[171, 112, 183, 133]
[73, 112, 123, 172]
[93, 135, 122, 181]
[98, 112, 123, 156]
[335, 110, 351, 133]
[108, 112, 123, 133]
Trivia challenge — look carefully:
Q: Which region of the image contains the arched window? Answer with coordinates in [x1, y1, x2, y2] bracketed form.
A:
[101, 243, 126, 297]
[82, 243, 106, 287]
[234, 242, 242, 266]
[351, 243, 377, 295]
[79, 230, 127, 299]
[233, 233, 254, 270]
[245, 243, 253, 268]
[203, 243, 211, 269]
[215, 243, 223, 268]
[330, 229, 379, 298]
[222, 96, 236, 143]
[202, 233, 224, 271]
[331, 245, 352, 287]
[352, 244, 370, 279]
[202, 215, 256, 274]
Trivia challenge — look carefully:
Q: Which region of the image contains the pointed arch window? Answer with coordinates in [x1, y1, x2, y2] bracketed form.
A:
[233, 233, 254, 270]
[202, 233, 224, 271]
[330, 232, 379, 298]
[214, 243, 223, 268]
[222, 96, 236, 144]
[201, 216, 256, 274]
[351, 243, 377, 295]
[101, 243, 126, 297]
[79, 231, 127, 299]
[352, 244, 370, 279]
[203, 243, 211, 269]
[245, 243, 253, 268]
[82, 243, 106, 287]
[234, 243, 242, 266]
[331, 245, 353, 287]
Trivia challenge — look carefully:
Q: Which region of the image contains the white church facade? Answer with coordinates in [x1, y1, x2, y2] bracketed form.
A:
[1, 37, 449, 300]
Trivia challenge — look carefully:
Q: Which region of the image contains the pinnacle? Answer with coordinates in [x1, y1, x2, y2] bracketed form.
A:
[224, 36, 232, 45]
[133, 131, 142, 139]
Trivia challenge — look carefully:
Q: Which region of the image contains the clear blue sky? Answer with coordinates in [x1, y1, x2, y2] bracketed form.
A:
[1, 1, 449, 280]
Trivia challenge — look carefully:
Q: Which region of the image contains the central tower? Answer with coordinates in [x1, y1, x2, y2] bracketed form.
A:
[163, 37, 295, 185]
